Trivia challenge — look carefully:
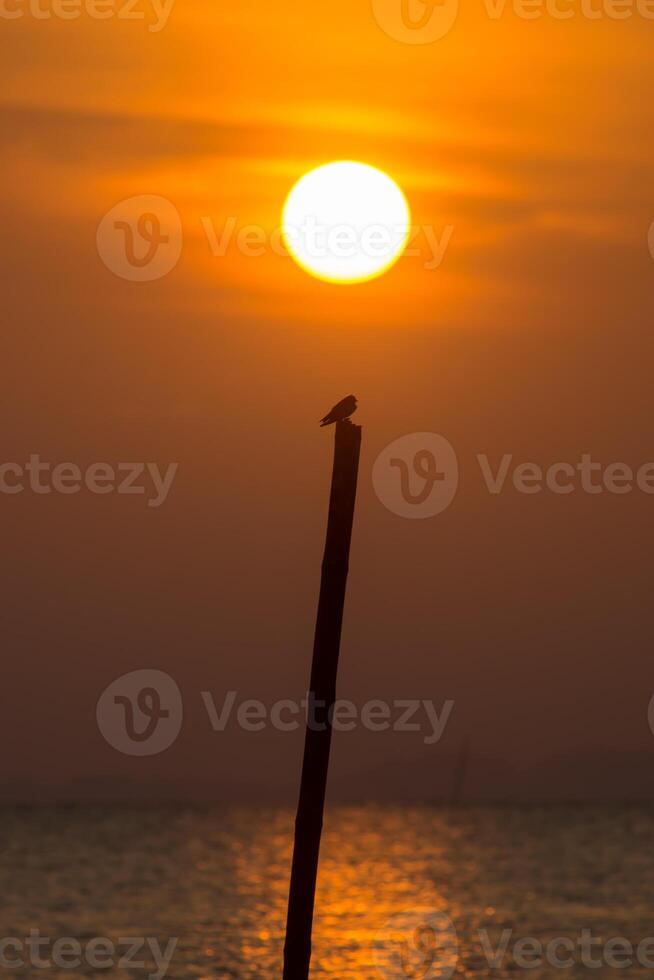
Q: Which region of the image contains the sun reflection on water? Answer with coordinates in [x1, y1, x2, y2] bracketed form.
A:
[2, 804, 652, 979]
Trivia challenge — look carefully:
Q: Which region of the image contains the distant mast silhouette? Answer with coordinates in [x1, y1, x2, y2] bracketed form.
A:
[450, 736, 470, 805]
[283, 400, 362, 980]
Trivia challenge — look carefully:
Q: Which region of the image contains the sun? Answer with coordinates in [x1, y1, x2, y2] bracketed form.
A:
[281, 161, 411, 284]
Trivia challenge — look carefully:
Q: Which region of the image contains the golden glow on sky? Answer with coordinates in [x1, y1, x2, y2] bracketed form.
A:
[1, 0, 652, 329]
[281, 162, 411, 284]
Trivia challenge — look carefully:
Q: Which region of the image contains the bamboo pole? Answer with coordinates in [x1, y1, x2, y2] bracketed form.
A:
[283, 418, 362, 980]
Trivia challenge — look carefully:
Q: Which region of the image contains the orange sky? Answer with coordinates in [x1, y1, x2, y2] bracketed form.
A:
[3, 0, 654, 327]
[3, 0, 654, 800]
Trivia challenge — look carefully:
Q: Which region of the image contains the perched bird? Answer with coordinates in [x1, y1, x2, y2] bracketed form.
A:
[320, 395, 358, 427]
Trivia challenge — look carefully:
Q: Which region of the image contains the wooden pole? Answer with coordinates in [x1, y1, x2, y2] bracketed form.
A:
[283, 418, 362, 980]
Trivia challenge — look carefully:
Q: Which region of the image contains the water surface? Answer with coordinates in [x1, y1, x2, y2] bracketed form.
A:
[2, 805, 653, 978]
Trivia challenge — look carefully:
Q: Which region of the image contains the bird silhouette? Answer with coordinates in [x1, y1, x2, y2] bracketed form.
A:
[320, 395, 358, 427]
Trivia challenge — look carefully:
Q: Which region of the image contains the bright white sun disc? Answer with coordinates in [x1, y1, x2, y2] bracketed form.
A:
[282, 161, 411, 284]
